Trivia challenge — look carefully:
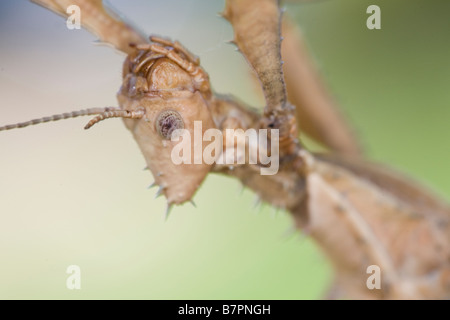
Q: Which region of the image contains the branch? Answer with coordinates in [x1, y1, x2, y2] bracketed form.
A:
[223, 0, 288, 114]
[31, 0, 147, 54]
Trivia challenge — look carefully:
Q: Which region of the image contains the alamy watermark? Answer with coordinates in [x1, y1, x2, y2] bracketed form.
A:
[66, 265, 81, 290]
[66, 5, 81, 30]
[366, 264, 381, 290]
[367, 5, 381, 30]
[170, 121, 280, 175]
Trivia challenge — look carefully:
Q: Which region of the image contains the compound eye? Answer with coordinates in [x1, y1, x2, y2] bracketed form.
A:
[156, 110, 184, 140]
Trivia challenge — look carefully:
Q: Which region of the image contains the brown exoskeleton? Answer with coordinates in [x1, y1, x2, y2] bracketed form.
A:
[118, 36, 216, 208]
[1, 0, 449, 299]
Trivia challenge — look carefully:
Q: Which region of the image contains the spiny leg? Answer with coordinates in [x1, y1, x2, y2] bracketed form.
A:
[223, 0, 287, 113]
[133, 53, 164, 74]
[149, 44, 204, 82]
[223, 0, 298, 157]
[32, 0, 147, 55]
[149, 36, 200, 65]
[134, 43, 153, 50]
[281, 19, 362, 155]
[134, 39, 208, 91]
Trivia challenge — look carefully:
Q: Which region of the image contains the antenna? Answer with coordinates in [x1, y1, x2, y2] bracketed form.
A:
[0, 107, 145, 131]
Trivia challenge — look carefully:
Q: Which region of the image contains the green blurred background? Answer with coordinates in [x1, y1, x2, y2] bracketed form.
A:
[0, 0, 448, 299]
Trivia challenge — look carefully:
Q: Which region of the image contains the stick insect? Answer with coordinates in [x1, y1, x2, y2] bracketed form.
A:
[0, 0, 449, 299]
